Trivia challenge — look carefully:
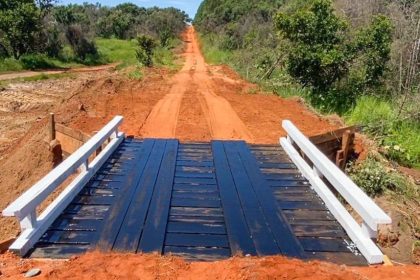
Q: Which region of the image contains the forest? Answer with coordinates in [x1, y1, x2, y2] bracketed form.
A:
[0, 0, 189, 70]
[195, 0, 420, 175]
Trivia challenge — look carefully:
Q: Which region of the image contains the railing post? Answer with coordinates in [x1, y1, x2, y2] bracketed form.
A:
[80, 159, 89, 172]
[361, 221, 377, 239]
[19, 211, 37, 230]
[49, 113, 56, 142]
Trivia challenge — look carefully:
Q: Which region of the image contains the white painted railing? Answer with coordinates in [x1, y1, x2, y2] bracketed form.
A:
[280, 120, 391, 264]
[3, 116, 125, 256]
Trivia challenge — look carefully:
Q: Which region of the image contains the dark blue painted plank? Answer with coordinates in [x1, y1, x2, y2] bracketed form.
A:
[167, 221, 226, 234]
[170, 207, 223, 217]
[164, 246, 230, 261]
[50, 217, 102, 231]
[173, 184, 218, 192]
[278, 201, 326, 210]
[212, 141, 256, 256]
[169, 215, 225, 223]
[299, 237, 351, 252]
[165, 233, 229, 248]
[171, 198, 221, 208]
[224, 142, 280, 255]
[96, 139, 155, 251]
[234, 141, 305, 258]
[29, 244, 89, 259]
[112, 140, 166, 252]
[138, 140, 178, 253]
[39, 230, 94, 245]
[174, 177, 216, 185]
[172, 192, 220, 200]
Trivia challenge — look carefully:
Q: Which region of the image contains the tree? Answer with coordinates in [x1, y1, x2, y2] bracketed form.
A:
[353, 15, 393, 87]
[275, 0, 350, 91]
[0, 0, 40, 58]
[275, 0, 393, 112]
[136, 35, 156, 67]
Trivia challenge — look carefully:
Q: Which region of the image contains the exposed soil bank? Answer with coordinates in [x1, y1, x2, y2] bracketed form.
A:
[0, 252, 419, 280]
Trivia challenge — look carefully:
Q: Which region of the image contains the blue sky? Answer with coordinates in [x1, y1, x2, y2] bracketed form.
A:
[59, 0, 203, 18]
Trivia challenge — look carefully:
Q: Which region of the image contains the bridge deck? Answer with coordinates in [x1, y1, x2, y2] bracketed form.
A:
[28, 138, 367, 265]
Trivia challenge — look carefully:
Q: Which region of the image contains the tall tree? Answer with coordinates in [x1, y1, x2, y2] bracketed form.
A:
[0, 0, 40, 58]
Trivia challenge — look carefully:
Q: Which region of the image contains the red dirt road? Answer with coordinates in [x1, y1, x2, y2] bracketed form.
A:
[141, 27, 254, 141]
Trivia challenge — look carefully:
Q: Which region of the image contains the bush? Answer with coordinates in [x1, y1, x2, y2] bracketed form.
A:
[347, 156, 391, 197]
[20, 54, 57, 70]
[65, 25, 98, 61]
[136, 35, 156, 67]
[0, 57, 23, 72]
[346, 96, 395, 134]
[44, 28, 63, 58]
[347, 96, 420, 167]
[383, 122, 420, 168]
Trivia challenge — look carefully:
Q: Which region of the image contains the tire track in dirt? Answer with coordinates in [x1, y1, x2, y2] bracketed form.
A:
[141, 26, 254, 141]
[140, 28, 195, 138]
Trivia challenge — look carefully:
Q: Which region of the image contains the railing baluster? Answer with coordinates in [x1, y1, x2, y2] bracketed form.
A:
[19, 211, 37, 230]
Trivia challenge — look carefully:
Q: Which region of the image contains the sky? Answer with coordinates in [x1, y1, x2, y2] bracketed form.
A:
[59, 0, 203, 18]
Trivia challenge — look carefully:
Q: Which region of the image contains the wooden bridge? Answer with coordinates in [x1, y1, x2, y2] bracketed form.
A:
[3, 117, 391, 265]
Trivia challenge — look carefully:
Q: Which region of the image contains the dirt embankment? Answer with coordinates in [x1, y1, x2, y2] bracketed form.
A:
[0, 251, 419, 280]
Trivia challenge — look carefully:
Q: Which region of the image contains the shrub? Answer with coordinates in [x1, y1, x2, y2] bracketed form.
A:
[44, 27, 63, 58]
[65, 25, 98, 61]
[346, 96, 395, 134]
[136, 35, 156, 67]
[347, 156, 391, 197]
[275, 0, 349, 91]
[20, 54, 57, 70]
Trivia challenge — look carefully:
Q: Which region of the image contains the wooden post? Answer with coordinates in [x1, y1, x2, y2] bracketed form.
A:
[49, 113, 56, 142]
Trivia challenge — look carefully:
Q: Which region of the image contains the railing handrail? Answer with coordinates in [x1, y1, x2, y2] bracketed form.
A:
[3, 116, 123, 219]
[282, 120, 391, 229]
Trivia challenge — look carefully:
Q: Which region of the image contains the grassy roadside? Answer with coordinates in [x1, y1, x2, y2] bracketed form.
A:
[198, 33, 420, 170]
[0, 37, 182, 84]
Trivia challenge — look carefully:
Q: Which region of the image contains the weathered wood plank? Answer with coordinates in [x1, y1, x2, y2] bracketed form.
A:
[233, 141, 305, 258]
[112, 140, 166, 252]
[212, 141, 256, 256]
[96, 139, 155, 251]
[139, 140, 178, 253]
[164, 246, 230, 261]
[167, 222, 226, 235]
[224, 142, 280, 255]
[165, 233, 229, 248]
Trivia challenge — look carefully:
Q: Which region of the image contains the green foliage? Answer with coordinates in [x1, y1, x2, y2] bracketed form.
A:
[347, 156, 390, 196]
[276, 0, 349, 92]
[383, 122, 420, 168]
[65, 25, 98, 62]
[352, 15, 393, 87]
[347, 155, 418, 198]
[346, 96, 394, 134]
[275, 0, 393, 113]
[44, 27, 63, 58]
[96, 38, 137, 66]
[136, 35, 156, 67]
[347, 96, 420, 168]
[0, 57, 24, 72]
[0, 0, 40, 59]
[128, 67, 143, 80]
[20, 54, 57, 70]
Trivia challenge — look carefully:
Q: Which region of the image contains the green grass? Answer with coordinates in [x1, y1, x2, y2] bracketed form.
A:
[0, 72, 74, 87]
[0, 38, 134, 74]
[96, 38, 137, 68]
[198, 34, 232, 65]
[346, 96, 395, 134]
[347, 96, 420, 168]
